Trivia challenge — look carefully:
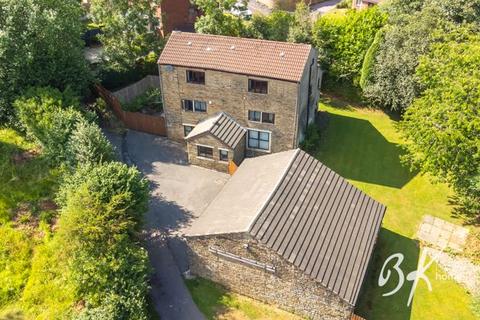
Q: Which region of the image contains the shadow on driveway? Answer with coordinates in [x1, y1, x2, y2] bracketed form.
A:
[123, 130, 229, 320]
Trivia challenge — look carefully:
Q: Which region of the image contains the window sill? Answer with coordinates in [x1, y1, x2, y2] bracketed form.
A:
[196, 156, 214, 161]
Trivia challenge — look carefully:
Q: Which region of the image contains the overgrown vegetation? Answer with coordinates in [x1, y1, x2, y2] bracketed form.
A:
[1, 87, 152, 318]
[0, 0, 91, 125]
[123, 88, 163, 113]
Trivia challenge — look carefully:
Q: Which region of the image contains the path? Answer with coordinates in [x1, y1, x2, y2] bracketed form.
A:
[106, 130, 229, 320]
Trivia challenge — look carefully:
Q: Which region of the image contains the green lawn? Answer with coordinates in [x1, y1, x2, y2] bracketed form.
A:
[186, 278, 302, 320]
[315, 97, 476, 320]
[0, 129, 61, 317]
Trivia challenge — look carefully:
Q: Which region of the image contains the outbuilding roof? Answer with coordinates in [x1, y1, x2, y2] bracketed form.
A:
[184, 149, 386, 306]
[158, 31, 313, 82]
[185, 112, 246, 149]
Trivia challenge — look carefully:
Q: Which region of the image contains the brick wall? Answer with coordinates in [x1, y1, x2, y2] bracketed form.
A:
[159, 64, 316, 155]
[157, 0, 197, 36]
[186, 233, 353, 320]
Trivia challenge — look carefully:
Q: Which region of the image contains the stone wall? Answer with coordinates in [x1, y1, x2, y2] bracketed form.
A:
[186, 233, 353, 320]
[187, 134, 245, 173]
[159, 60, 318, 155]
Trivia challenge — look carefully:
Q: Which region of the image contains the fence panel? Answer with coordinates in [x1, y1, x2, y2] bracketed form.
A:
[95, 83, 167, 136]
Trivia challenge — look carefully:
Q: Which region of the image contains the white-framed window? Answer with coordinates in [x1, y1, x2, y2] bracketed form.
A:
[183, 124, 194, 137]
[248, 110, 275, 124]
[247, 129, 270, 151]
[219, 149, 229, 162]
[182, 99, 207, 113]
[197, 145, 213, 158]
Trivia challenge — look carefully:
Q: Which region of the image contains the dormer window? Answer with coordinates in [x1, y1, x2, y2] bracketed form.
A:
[248, 79, 268, 94]
[186, 70, 205, 84]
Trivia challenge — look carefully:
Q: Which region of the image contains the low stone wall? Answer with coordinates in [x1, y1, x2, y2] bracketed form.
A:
[113, 75, 160, 104]
[186, 233, 353, 320]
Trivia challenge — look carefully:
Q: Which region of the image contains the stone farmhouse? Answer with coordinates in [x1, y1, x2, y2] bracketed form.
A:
[158, 31, 321, 173]
[184, 149, 386, 320]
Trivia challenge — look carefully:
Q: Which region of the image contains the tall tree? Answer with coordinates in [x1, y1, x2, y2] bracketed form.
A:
[90, 0, 164, 71]
[362, 0, 480, 111]
[287, 2, 313, 44]
[194, 0, 247, 36]
[0, 0, 91, 125]
[400, 30, 480, 219]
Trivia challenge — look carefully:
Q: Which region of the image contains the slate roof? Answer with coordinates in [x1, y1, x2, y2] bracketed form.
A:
[158, 31, 313, 82]
[249, 150, 385, 306]
[185, 149, 386, 306]
[185, 112, 246, 149]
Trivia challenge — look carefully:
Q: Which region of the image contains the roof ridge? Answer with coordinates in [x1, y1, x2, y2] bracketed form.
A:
[170, 31, 313, 48]
[247, 149, 302, 233]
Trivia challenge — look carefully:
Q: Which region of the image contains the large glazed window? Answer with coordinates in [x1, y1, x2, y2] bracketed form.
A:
[248, 129, 270, 151]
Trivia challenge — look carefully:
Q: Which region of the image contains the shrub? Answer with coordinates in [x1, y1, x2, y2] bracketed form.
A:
[300, 124, 321, 154]
[123, 88, 163, 113]
[57, 162, 149, 226]
[59, 186, 150, 319]
[67, 120, 115, 167]
[313, 7, 387, 85]
[14, 87, 83, 164]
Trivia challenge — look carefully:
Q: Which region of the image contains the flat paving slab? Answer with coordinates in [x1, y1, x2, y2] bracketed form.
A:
[417, 215, 469, 252]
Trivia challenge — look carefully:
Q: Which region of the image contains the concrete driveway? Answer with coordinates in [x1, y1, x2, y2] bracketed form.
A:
[110, 130, 229, 320]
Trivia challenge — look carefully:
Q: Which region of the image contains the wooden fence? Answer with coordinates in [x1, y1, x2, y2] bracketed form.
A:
[95, 84, 167, 136]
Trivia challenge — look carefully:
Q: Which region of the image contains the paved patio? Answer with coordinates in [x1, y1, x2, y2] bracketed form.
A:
[417, 215, 469, 252]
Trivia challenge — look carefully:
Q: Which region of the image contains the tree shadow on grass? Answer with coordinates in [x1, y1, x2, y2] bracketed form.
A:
[356, 228, 420, 320]
[315, 112, 416, 189]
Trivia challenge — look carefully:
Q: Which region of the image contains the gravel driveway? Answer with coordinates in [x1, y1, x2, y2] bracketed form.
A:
[107, 130, 229, 320]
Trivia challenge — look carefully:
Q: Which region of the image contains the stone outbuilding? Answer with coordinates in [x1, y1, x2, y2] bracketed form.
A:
[185, 112, 246, 173]
[183, 149, 386, 320]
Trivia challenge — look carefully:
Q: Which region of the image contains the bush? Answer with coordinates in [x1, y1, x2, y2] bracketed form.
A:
[57, 162, 149, 226]
[67, 119, 115, 166]
[246, 11, 293, 41]
[59, 185, 150, 319]
[123, 88, 163, 113]
[14, 87, 83, 164]
[313, 7, 387, 85]
[300, 124, 321, 154]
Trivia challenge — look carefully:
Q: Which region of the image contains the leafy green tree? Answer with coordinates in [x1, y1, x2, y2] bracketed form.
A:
[247, 11, 293, 41]
[90, 0, 164, 71]
[14, 87, 83, 163]
[0, 0, 91, 124]
[67, 120, 116, 167]
[400, 30, 480, 219]
[313, 7, 386, 84]
[194, 0, 247, 36]
[287, 2, 313, 43]
[362, 0, 480, 111]
[362, 5, 449, 110]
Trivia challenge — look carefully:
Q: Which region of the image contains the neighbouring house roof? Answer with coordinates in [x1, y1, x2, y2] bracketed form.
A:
[158, 31, 313, 82]
[184, 149, 386, 306]
[185, 112, 246, 149]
